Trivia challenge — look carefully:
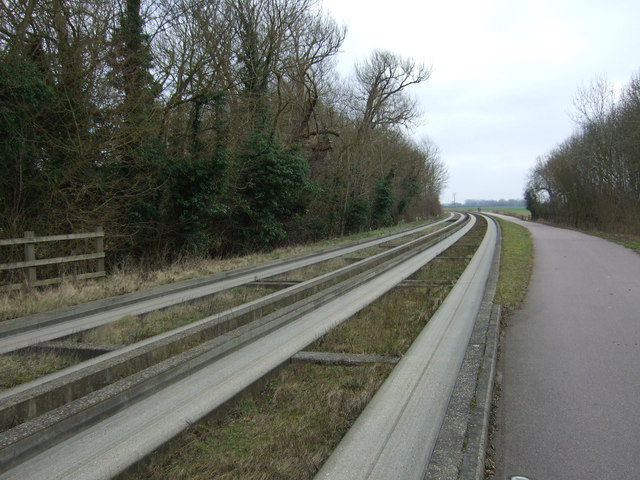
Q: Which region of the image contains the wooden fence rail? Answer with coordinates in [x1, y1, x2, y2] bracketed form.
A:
[0, 227, 105, 291]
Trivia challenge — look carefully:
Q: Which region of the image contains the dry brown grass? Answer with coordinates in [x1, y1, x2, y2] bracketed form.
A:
[0, 257, 286, 322]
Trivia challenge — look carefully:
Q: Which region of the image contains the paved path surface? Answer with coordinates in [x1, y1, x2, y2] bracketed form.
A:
[494, 217, 640, 480]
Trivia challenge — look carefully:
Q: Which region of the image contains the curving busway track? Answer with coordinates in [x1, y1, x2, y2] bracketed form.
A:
[315, 215, 498, 479]
[0, 214, 499, 479]
[0, 214, 456, 355]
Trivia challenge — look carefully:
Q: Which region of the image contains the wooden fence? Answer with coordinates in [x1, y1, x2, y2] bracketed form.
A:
[0, 227, 105, 291]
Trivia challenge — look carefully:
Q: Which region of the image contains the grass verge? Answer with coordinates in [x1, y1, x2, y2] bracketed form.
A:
[493, 217, 534, 312]
[591, 231, 640, 253]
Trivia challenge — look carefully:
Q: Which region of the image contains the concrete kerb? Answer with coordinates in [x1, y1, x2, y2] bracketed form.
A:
[459, 304, 501, 479]
[426, 215, 502, 480]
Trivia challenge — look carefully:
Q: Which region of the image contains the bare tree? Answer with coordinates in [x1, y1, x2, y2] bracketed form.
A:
[272, 8, 345, 144]
[572, 76, 616, 128]
[417, 136, 447, 197]
[150, 0, 234, 153]
[352, 49, 431, 132]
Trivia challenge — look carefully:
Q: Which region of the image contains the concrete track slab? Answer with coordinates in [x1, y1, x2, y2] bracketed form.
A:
[0, 218, 474, 480]
[494, 217, 640, 480]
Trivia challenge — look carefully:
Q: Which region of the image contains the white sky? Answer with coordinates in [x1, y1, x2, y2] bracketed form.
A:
[321, 0, 640, 204]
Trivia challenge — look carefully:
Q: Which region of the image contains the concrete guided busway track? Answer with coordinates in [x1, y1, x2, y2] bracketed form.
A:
[0, 216, 484, 479]
[316, 215, 498, 480]
[0, 215, 456, 355]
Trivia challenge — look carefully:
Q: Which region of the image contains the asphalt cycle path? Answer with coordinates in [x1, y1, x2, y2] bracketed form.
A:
[493, 216, 640, 480]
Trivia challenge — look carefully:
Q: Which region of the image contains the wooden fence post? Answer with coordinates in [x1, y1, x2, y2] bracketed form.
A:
[1, 228, 106, 290]
[24, 231, 37, 285]
[95, 226, 104, 274]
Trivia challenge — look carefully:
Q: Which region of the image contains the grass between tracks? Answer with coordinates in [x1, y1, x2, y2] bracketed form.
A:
[70, 286, 273, 346]
[121, 363, 393, 480]
[119, 221, 486, 480]
[0, 351, 80, 391]
[0, 287, 271, 393]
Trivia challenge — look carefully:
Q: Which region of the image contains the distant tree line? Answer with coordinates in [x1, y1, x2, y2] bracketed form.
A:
[525, 74, 640, 233]
[442, 199, 525, 208]
[0, 0, 446, 262]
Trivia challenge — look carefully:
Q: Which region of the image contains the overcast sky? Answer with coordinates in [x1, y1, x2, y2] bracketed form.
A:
[321, 0, 640, 204]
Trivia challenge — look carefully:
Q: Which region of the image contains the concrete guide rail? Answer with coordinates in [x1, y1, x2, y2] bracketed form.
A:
[0, 217, 477, 479]
[315, 215, 498, 480]
[0, 215, 455, 355]
[0, 215, 470, 467]
[0, 214, 467, 434]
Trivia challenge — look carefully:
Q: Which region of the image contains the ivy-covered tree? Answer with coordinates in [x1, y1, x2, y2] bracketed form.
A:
[234, 128, 310, 249]
[163, 91, 230, 255]
[0, 0, 445, 265]
[371, 171, 395, 228]
[106, 0, 166, 254]
[228, 0, 313, 249]
[0, 56, 53, 236]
